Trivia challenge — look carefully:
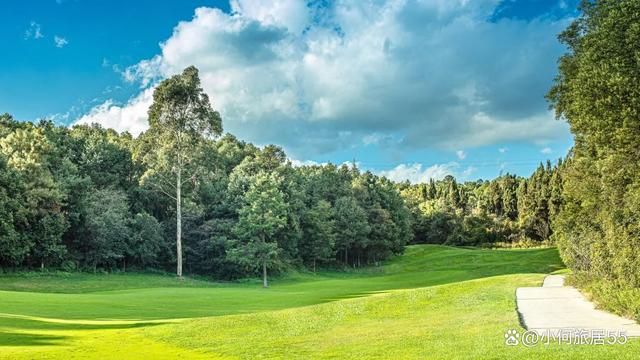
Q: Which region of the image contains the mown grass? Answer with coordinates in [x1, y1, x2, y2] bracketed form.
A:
[0, 271, 219, 293]
[0, 245, 636, 359]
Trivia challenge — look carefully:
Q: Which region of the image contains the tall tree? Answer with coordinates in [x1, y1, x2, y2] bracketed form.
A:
[141, 66, 222, 276]
[302, 200, 336, 272]
[333, 196, 370, 265]
[231, 171, 288, 287]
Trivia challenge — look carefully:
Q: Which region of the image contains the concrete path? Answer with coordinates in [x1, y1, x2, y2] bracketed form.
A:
[516, 275, 640, 337]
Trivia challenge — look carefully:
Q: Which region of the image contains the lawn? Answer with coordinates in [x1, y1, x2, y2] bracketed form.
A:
[0, 245, 637, 359]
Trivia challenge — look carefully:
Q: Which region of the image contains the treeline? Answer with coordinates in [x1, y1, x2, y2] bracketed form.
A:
[546, 0, 640, 318]
[399, 162, 563, 247]
[0, 113, 411, 280]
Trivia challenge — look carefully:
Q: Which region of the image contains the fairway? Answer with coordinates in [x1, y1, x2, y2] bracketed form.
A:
[0, 245, 636, 359]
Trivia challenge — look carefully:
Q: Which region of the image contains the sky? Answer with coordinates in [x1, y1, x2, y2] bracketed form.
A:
[0, 0, 580, 182]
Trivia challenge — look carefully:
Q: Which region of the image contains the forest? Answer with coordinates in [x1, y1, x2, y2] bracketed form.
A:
[0, 69, 411, 285]
[0, 69, 562, 282]
[399, 162, 562, 247]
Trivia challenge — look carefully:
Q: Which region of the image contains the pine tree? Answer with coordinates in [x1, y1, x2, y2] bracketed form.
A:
[231, 172, 287, 287]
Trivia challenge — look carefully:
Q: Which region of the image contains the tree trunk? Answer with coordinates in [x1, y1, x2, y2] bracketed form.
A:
[344, 248, 348, 265]
[176, 167, 183, 277]
[313, 259, 316, 273]
[262, 261, 268, 288]
[40, 260, 44, 270]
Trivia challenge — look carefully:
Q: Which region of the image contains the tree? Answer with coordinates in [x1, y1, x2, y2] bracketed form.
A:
[82, 189, 131, 271]
[126, 212, 165, 269]
[32, 213, 68, 269]
[231, 171, 288, 287]
[427, 179, 437, 199]
[547, 0, 640, 292]
[366, 206, 395, 264]
[0, 155, 30, 266]
[302, 200, 335, 272]
[0, 125, 69, 269]
[70, 124, 136, 191]
[446, 178, 460, 210]
[141, 66, 222, 276]
[333, 196, 370, 265]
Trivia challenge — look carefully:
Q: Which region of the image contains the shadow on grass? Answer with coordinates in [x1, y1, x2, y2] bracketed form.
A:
[0, 316, 170, 331]
[0, 331, 68, 347]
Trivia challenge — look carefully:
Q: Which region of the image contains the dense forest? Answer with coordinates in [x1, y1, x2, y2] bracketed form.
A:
[0, 68, 411, 285]
[0, 64, 560, 283]
[398, 161, 563, 247]
[545, 0, 640, 317]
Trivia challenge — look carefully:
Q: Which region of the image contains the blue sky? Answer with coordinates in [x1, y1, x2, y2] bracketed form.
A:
[0, 0, 579, 182]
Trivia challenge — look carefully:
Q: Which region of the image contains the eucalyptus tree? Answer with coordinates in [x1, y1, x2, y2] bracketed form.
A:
[139, 66, 222, 276]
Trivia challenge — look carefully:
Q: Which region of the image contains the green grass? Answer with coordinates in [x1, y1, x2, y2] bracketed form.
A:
[0, 271, 220, 293]
[0, 245, 637, 359]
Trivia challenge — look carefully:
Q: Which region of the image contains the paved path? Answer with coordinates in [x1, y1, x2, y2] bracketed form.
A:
[516, 275, 640, 337]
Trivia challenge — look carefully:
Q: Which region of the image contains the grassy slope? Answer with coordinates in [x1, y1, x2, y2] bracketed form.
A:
[0, 245, 637, 359]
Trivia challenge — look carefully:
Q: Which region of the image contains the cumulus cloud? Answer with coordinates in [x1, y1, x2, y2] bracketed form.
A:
[289, 158, 323, 167]
[122, 55, 164, 87]
[76, 0, 572, 158]
[24, 21, 43, 40]
[498, 147, 508, 153]
[230, 0, 310, 34]
[379, 162, 474, 184]
[74, 88, 154, 135]
[54, 35, 68, 48]
[456, 150, 466, 160]
[540, 147, 552, 154]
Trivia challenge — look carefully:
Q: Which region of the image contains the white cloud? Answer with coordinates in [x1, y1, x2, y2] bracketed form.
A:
[378, 161, 475, 184]
[456, 150, 466, 160]
[54, 36, 68, 48]
[288, 158, 358, 168]
[540, 147, 552, 154]
[498, 147, 508, 153]
[409, 111, 568, 149]
[362, 133, 398, 146]
[289, 158, 323, 167]
[363, 134, 383, 145]
[122, 55, 164, 87]
[460, 166, 477, 178]
[24, 21, 43, 40]
[76, 0, 572, 158]
[74, 88, 154, 135]
[230, 0, 310, 34]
